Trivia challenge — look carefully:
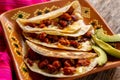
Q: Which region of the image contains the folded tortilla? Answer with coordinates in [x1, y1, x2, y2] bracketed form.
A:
[19, 1, 98, 77]
[23, 41, 98, 77]
[23, 32, 92, 51]
[34, 20, 92, 37]
[26, 40, 97, 59]
[24, 58, 97, 78]
[16, 1, 85, 34]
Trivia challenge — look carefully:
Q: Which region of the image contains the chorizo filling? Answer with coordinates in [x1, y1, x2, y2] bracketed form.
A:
[25, 49, 90, 75]
[24, 7, 79, 29]
[28, 32, 91, 48]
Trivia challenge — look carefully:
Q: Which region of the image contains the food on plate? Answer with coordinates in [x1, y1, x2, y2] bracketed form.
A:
[15, 0, 120, 78]
[92, 45, 107, 66]
[16, 1, 93, 35]
[16, 0, 99, 77]
[26, 21, 92, 37]
[95, 28, 120, 42]
[92, 35, 120, 58]
[23, 41, 98, 77]
[23, 32, 92, 51]
[26, 40, 97, 59]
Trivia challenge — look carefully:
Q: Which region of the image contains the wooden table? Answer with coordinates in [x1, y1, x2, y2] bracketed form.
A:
[77, 0, 120, 80]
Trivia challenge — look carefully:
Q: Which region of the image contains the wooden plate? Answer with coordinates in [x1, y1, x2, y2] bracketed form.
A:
[0, 0, 120, 80]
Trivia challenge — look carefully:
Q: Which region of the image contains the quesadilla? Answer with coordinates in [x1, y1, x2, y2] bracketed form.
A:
[23, 30, 93, 51]
[16, 0, 99, 78]
[16, 1, 86, 34]
[23, 41, 98, 78]
[26, 40, 97, 59]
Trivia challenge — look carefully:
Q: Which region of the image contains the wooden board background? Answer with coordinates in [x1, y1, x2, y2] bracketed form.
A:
[77, 0, 120, 80]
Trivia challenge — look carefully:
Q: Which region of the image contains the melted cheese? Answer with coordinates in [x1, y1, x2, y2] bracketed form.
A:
[62, 20, 84, 33]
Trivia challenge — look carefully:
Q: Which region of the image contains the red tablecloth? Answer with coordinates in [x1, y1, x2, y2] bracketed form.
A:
[0, 0, 49, 80]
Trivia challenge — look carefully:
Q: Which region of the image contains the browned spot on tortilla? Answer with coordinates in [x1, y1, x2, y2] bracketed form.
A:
[57, 43, 65, 49]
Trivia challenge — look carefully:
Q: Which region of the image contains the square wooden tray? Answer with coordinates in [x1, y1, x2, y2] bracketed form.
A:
[0, 0, 120, 80]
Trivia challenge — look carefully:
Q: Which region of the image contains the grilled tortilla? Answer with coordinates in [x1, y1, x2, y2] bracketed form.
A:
[30, 20, 92, 37]
[26, 40, 97, 59]
[18, 0, 98, 78]
[23, 41, 98, 78]
[24, 58, 97, 78]
[16, 1, 86, 34]
[23, 32, 93, 51]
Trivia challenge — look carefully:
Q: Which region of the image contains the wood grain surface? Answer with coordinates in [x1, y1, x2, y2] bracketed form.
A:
[76, 0, 120, 80]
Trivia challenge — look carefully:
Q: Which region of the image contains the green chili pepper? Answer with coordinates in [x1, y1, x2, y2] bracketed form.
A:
[92, 45, 107, 66]
[92, 35, 120, 58]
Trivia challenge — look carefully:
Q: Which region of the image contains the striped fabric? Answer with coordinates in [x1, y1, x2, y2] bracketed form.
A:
[0, 0, 49, 80]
